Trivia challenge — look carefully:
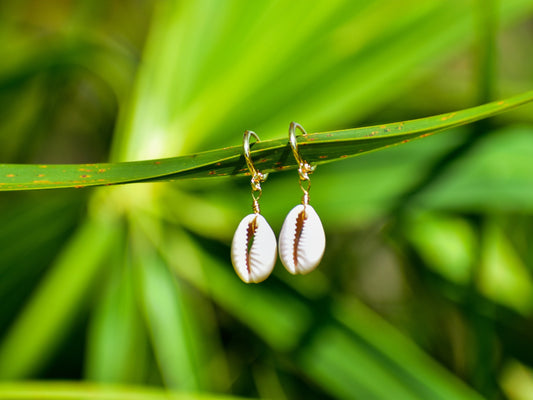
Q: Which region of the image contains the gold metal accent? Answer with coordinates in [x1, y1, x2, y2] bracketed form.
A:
[243, 130, 267, 213]
[288, 122, 315, 205]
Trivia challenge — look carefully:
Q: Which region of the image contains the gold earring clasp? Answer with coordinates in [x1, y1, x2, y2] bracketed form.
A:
[243, 130, 268, 213]
[288, 122, 315, 205]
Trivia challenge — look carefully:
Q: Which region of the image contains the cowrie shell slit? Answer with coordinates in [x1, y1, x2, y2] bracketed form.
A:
[279, 204, 325, 274]
[231, 213, 277, 283]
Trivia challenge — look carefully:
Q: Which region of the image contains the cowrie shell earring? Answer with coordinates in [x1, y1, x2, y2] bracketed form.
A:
[231, 131, 277, 283]
[279, 122, 326, 275]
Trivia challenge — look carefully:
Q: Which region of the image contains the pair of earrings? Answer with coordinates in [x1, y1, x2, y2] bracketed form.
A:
[231, 122, 326, 283]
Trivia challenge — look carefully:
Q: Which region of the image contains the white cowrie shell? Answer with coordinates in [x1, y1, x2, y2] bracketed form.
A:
[231, 213, 277, 283]
[279, 204, 325, 275]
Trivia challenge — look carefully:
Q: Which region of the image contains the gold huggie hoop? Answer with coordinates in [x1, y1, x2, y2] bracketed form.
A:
[243, 130, 268, 213]
[288, 122, 315, 205]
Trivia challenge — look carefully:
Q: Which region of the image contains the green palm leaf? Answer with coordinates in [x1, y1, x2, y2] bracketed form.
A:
[1, 90, 532, 191]
[0, 381, 250, 400]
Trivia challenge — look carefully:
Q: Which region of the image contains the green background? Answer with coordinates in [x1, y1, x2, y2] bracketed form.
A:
[1, 1, 533, 399]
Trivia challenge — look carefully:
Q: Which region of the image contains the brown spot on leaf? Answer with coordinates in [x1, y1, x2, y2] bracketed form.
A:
[440, 113, 456, 121]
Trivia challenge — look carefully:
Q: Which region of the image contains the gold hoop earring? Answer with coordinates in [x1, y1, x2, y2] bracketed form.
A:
[278, 122, 326, 275]
[231, 131, 277, 283]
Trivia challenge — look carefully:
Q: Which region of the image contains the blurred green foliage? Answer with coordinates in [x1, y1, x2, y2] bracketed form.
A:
[2, 1, 533, 399]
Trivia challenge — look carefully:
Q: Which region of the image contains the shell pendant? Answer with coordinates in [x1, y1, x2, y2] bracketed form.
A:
[279, 204, 325, 274]
[231, 213, 277, 283]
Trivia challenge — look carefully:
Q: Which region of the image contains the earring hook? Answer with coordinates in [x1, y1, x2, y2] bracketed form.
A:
[289, 122, 316, 181]
[243, 130, 268, 213]
[288, 122, 315, 205]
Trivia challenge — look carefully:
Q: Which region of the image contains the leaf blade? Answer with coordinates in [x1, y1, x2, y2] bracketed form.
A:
[0, 381, 251, 400]
[0, 90, 532, 191]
